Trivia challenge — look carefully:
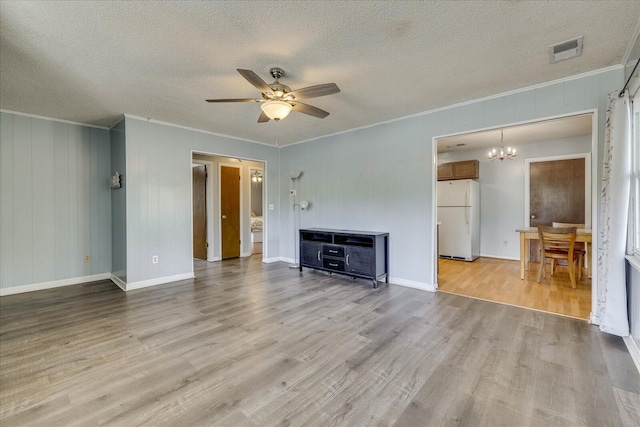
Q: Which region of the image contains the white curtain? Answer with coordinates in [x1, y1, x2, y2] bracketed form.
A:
[596, 90, 632, 337]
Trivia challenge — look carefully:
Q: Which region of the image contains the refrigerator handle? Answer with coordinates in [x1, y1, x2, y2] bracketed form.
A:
[465, 185, 470, 207]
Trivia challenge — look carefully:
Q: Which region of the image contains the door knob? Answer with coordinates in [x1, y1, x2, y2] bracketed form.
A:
[530, 214, 536, 219]
[222, 215, 227, 219]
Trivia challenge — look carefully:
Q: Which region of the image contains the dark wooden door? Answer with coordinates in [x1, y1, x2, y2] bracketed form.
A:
[192, 165, 207, 260]
[529, 158, 585, 261]
[221, 165, 240, 259]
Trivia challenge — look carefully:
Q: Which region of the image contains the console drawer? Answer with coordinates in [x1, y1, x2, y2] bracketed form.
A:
[323, 258, 345, 271]
[323, 245, 345, 258]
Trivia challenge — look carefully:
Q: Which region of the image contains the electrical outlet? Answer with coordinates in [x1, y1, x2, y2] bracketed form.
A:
[503, 240, 508, 246]
[268, 204, 274, 210]
[84, 254, 90, 262]
[152, 255, 158, 264]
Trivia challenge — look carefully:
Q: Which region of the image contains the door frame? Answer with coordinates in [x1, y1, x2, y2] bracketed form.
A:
[219, 162, 243, 260]
[190, 151, 268, 266]
[524, 153, 591, 228]
[431, 109, 599, 324]
[192, 159, 215, 261]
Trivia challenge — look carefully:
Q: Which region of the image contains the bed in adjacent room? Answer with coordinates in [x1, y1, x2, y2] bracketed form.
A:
[251, 214, 263, 243]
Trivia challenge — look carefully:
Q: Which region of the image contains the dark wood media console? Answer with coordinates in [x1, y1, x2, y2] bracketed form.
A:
[299, 228, 389, 288]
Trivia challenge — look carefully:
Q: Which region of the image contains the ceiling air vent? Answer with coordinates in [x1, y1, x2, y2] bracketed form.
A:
[549, 36, 583, 63]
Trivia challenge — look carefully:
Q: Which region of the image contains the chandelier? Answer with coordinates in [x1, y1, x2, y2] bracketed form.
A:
[488, 129, 516, 161]
[251, 170, 263, 186]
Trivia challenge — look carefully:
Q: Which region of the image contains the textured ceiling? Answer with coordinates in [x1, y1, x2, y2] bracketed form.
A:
[1, 1, 638, 146]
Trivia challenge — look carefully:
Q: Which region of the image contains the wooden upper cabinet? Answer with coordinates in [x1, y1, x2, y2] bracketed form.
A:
[437, 160, 479, 181]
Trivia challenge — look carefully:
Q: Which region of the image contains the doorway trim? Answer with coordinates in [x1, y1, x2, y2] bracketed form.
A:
[218, 162, 243, 260]
[190, 150, 268, 266]
[524, 153, 592, 228]
[431, 108, 599, 324]
[192, 159, 215, 261]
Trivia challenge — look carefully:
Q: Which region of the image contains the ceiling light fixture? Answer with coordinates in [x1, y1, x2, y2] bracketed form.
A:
[251, 170, 263, 184]
[488, 129, 516, 161]
[260, 100, 292, 121]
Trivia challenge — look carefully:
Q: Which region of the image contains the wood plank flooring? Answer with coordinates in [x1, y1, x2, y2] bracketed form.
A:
[1, 257, 638, 426]
[438, 257, 592, 320]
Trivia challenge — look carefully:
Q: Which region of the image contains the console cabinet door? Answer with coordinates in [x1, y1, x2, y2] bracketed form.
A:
[345, 246, 375, 277]
[301, 241, 322, 268]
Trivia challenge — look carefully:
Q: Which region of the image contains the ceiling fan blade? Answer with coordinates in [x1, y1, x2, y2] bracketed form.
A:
[289, 83, 340, 100]
[291, 102, 330, 119]
[205, 98, 259, 103]
[258, 111, 270, 123]
[237, 69, 272, 93]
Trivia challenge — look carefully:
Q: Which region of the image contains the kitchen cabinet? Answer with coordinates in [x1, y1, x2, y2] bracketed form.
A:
[437, 160, 479, 181]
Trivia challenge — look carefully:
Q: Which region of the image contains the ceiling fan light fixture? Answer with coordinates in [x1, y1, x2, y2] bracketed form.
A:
[260, 100, 292, 121]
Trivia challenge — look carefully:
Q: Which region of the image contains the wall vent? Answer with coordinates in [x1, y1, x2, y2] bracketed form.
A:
[549, 36, 583, 63]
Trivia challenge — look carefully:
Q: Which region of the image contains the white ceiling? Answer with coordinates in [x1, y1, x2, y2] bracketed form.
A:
[1, 2, 638, 146]
[437, 113, 593, 153]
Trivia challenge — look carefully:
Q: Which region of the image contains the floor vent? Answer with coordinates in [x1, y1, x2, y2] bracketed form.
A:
[549, 36, 583, 63]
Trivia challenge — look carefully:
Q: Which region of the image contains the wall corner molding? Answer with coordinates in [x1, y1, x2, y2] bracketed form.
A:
[109, 274, 127, 291]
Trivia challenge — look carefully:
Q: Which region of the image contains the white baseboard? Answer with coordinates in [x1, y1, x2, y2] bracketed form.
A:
[480, 254, 520, 261]
[263, 257, 295, 264]
[0, 273, 111, 296]
[590, 312, 600, 325]
[110, 274, 127, 291]
[208, 256, 221, 262]
[125, 273, 195, 291]
[388, 277, 437, 292]
[623, 335, 640, 375]
[241, 251, 253, 258]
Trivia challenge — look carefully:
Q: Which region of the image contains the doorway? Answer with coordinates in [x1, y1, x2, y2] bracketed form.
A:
[220, 164, 241, 259]
[191, 152, 266, 266]
[433, 111, 597, 320]
[192, 164, 208, 260]
[250, 168, 264, 255]
[526, 153, 591, 263]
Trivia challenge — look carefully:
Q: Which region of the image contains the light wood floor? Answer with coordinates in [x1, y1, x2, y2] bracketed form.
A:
[1, 257, 638, 426]
[252, 242, 262, 255]
[438, 257, 592, 320]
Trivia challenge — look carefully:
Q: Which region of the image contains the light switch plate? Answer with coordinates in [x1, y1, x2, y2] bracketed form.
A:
[268, 204, 274, 210]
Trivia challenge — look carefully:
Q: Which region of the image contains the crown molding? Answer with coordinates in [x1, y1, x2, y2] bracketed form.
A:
[285, 64, 623, 148]
[0, 109, 110, 130]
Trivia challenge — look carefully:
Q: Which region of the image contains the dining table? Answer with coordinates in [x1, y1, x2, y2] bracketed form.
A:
[516, 227, 592, 280]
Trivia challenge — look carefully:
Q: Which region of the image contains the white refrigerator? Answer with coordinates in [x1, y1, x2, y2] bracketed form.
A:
[437, 179, 480, 261]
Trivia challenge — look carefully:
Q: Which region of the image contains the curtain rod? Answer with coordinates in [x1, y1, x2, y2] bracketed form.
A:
[620, 58, 640, 97]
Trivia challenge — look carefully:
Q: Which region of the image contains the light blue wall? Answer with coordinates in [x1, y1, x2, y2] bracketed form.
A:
[280, 68, 623, 286]
[628, 262, 640, 347]
[438, 134, 591, 259]
[123, 117, 280, 283]
[0, 112, 111, 289]
[110, 118, 127, 281]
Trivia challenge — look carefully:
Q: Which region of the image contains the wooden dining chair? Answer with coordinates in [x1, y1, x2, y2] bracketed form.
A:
[551, 222, 585, 279]
[537, 226, 580, 289]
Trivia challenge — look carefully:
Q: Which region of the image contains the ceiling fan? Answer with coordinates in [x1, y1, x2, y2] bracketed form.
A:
[206, 68, 340, 122]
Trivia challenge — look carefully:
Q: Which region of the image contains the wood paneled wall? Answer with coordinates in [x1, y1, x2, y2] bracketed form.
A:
[0, 112, 111, 289]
